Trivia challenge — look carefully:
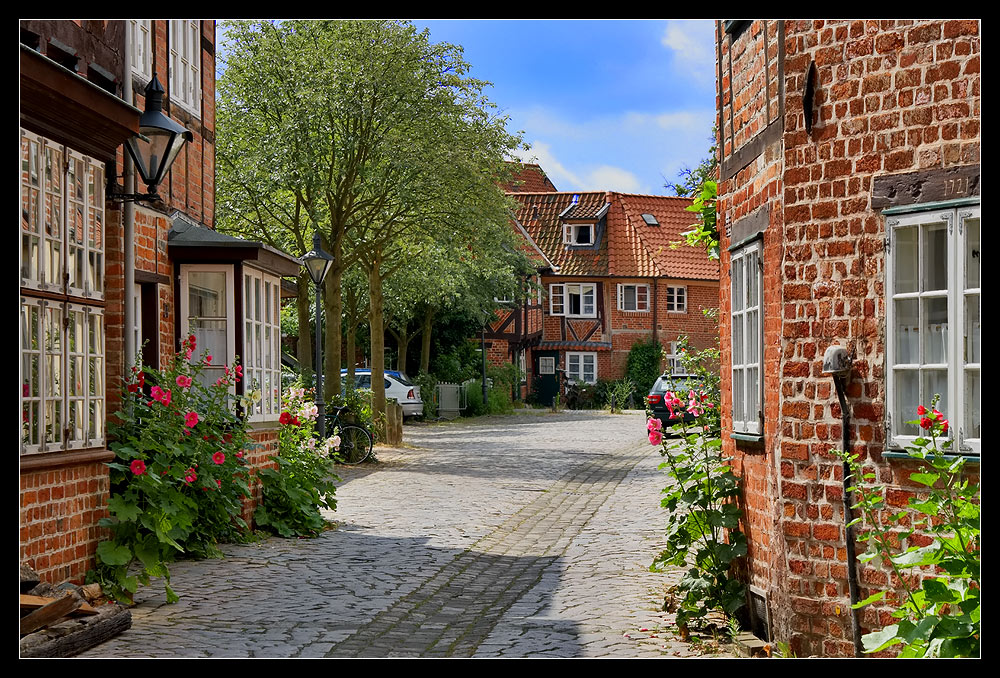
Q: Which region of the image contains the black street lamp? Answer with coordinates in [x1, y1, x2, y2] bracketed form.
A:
[301, 232, 334, 438]
[116, 74, 193, 203]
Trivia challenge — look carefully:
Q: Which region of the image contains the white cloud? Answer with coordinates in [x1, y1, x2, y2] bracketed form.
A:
[584, 166, 641, 193]
[513, 141, 581, 189]
[660, 20, 715, 81]
[516, 143, 641, 193]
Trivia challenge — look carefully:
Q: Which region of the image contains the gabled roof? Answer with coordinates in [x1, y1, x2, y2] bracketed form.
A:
[501, 162, 558, 193]
[507, 191, 720, 281]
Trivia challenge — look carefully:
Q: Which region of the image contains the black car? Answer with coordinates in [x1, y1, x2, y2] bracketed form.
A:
[646, 374, 703, 429]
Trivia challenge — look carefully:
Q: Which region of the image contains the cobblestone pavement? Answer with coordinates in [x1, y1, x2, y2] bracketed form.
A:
[82, 410, 734, 658]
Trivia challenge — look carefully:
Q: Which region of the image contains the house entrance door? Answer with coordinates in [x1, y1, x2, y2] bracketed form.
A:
[534, 350, 560, 406]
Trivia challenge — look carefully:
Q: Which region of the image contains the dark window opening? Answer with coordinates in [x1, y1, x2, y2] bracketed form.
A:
[46, 37, 79, 73]
[20, 28, 41, 52]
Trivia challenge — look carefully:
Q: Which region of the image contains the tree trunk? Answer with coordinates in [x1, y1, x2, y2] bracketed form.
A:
[295, 273, 313, 373]
[419, 304, 435, 374]
[323, 234, 344, 402]
[368, 254, 387, 429]
[345, 319, 358, 388]
[395, 327, 409, 373]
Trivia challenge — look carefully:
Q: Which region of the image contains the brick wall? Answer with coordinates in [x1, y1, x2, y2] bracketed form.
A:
[717, 18, 980, 656]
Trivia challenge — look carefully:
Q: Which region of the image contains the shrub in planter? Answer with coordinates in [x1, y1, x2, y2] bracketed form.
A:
[90, 336, 253, 604]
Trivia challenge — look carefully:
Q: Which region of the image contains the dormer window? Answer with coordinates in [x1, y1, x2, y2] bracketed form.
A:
[563, 223, 593, 246]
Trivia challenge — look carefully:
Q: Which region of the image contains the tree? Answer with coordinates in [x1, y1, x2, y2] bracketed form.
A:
[666, 127, 719, 260]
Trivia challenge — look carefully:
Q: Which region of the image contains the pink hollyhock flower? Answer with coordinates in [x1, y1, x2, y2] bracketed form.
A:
[176, 375, 193, 388]
[151, 385, 164, 401]
[331, 435, 341, 450]
[184, 411, 199, 428]
[130, 459, 147, 476]
[184, 468, 197, 483]
[189, 335, 197, 350]
[236, 450, 244, 458]
[647, 417, 662, 432]
[917, 405, 927, 415]
[235, 365, 243, 377]
[216, 479, 222, 489]
[212, 451, 225, 465]
[649, 429, 663, 446]
[205, 354, 212, 363]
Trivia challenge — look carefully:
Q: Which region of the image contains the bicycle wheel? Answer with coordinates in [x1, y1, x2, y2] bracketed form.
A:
[336, 425, 373, 465]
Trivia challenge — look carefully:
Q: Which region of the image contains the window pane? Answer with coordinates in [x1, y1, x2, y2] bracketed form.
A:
[922, 222, 948, 292]
[922, 369, 948, 423]
[894, 225, 918, 294]
[964, 369, 980, 441]
[921, 297, 948, 364]
[624, 285, 636, 310]
[732, 258, 744, 312]
[965, 294, 980, 365]
[965, 216, 980, 289]
[894, 370, 920, 436]
[894, 298, 919, 364]
[189, 271, 227, 317]
[733, 368, 744, 425]
[191, 318, 227, 362]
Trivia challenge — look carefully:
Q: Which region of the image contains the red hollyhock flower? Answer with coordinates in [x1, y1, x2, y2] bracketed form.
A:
[279, 411, 292, 425]
[212, 451, 226, 465]
[130, 459, 147, 476]
[917, 405, 927, 415]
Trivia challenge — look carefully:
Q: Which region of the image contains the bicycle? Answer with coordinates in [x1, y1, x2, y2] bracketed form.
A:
[325, 406, 374, 465]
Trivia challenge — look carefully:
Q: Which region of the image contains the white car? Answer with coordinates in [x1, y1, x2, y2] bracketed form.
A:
[342, 369, 423, 418]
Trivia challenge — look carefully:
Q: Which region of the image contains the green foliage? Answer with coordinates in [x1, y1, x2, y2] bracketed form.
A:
[413, 371, 438, 419]
[255, 386, 339, 538]
[668, 128, 718, 198]
[626, 338, 663, 401]
[564, 381, 599, 410]
[606, 377, 636, 413]
[671, 330, 721, 434]
[680, 180, 719, 261]
[89, 338, 253, 604]
[464, 378, 513, 417]
[836, 396, 980, 658]
[650, 386, 745, 631]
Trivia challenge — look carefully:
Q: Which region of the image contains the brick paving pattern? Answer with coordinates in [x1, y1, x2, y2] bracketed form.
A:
[82, 411, 733, 658]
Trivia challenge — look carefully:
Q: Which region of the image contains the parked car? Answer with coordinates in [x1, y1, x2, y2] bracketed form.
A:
[341, 369, 423, 419]
[646, 374, 704, 429]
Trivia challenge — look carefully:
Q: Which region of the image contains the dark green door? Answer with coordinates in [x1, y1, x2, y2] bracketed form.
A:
[535, 350, 559, 406]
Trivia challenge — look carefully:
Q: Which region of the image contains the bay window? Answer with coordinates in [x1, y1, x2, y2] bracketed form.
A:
[731, 241, 762, 435]
[20, 129, 106, 454]
[886, 203, 980, 454]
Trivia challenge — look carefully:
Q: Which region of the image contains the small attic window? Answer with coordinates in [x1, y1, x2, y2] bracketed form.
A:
[563, 223, 593, 246]
[641, 213, 659, 227]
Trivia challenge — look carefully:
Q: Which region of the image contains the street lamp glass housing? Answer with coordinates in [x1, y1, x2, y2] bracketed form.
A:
[123, 74, 193, 194]
[302, 247, 334, 285]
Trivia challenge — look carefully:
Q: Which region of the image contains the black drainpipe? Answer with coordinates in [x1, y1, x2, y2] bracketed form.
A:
[823, 346, 863, 657]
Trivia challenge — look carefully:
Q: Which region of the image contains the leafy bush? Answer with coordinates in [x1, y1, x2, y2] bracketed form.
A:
[255, 386, 339, 538]
[464, 378, 513, 417]
[89, 336, 253, 603]
[564, 381, 598, 409]
[626, 338, 662, 401]
[413, 371, 438, 418]
[837, 398, 979, 658]
[649, 385, 745, 632]
[606, 377, 636, 413]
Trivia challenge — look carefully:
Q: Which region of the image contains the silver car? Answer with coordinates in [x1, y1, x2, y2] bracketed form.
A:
[343, 369, 423, 418]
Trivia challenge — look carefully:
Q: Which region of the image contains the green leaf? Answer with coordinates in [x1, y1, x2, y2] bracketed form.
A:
[909, 472, 941, 487]
[862, 624, 903, 653]
[96, 541, 132, 566]
[851, 590, 887, 609]
[165, 584, 179, 604]
[107, 495, 141, 522]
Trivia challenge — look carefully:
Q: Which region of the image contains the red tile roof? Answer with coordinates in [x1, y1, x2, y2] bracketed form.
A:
[501, 162, 558, 193]
[508, 191, 719, 281]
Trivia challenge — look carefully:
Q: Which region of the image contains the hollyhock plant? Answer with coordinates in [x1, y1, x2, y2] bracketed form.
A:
[184, 411, 199, 428]
[212, 451, 225, 465]
[130, 459, 147, 476]
[176, 375, 193, 388]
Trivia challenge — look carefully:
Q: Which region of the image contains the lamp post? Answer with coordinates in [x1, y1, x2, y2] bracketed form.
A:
[301, 233, 334, 438]
[115, 74, 194, 203]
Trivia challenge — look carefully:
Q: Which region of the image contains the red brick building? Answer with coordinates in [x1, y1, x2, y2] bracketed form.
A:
[487, 184, 720, 405]
[20, 20, 296, 585]
[715, 19, 979, 656]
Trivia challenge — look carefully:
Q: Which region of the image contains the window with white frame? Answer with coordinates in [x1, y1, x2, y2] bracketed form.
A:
[20, 130, 106, 455]
[667, 286, 687, 312]
[518, 350, 527, 383]
[617, 283, 649, 312]
[243, 268, 282, 421]
[129, 19, 152, 81]
[664, 341, 690, 376]
[731, 242, 762, 435]
[550, 283, 597, 318]
[539, 356, 555, 375]
[563, 223, 594, 246]
[566, 352, 597, 384]
[180, 265, 234, 389]
[886, 204, 980, 454]
[169, 19, 201, 116]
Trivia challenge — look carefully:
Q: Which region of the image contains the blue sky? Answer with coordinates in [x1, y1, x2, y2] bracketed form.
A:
[412, 19, 717, 195]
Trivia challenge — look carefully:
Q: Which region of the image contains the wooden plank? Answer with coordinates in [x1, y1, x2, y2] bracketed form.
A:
[20, 593, 83, 636]
[21, 594, 98, 615]
[872, 165, 981, 210]
[20, 605, 132, 658]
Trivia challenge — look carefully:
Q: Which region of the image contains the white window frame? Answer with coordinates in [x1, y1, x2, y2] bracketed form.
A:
[20, 130, 106, 455]
[563, 223, 594, 246]
[549, 283, 597, 318]
[566, 352, 598, 385]
[539, 356, 555, 375]
[885, 203, 980, 455]
[667, 285, 687, 313]
[731, 242, 762, 435]
[243, 267, 282, 423]
[664, 341, 690, 376]
[519, 350, 527, 384]
[617, 283, 650, 312]
[129, 19, 152, 81]
[169, 19, 201, 117]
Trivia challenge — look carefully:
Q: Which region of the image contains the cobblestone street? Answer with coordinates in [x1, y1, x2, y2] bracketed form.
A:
[83, 411, 733, 658]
